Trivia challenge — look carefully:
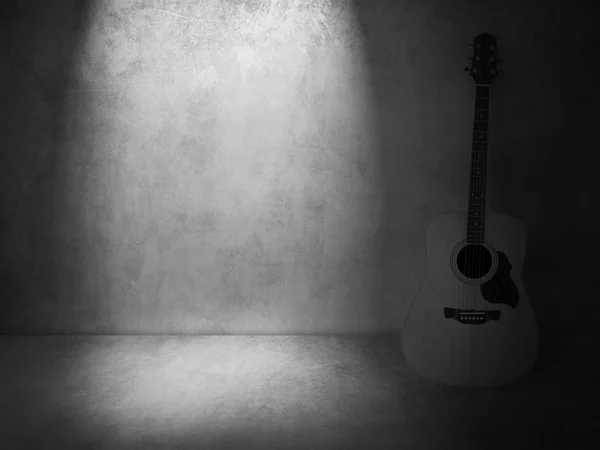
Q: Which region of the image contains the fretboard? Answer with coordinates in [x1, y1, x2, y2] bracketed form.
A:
[466, 85, 490, 244]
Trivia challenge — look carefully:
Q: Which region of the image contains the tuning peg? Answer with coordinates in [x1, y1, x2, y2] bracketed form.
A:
[467, 56, 473, 60]
[464, 67, 470, 72]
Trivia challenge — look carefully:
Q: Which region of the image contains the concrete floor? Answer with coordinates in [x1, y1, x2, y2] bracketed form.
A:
[0, 332, 596, 450]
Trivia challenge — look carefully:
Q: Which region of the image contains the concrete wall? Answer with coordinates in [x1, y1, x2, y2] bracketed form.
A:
[0, 0, 596, 334]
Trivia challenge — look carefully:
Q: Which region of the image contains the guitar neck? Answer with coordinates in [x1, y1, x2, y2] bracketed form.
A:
[466, 84, 490, 244]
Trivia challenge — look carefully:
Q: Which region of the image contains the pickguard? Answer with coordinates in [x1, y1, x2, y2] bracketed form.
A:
[480, 251, 519, 308]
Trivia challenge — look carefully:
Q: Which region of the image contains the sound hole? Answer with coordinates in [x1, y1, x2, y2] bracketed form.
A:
[456, 244, 493, 279]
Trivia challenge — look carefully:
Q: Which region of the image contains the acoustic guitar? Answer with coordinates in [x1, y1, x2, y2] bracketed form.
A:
[401, 33, 539, 387]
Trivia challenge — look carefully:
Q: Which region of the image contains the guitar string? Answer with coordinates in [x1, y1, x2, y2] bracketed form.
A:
[477, 81, 489, 313]
[471, 56, 485, 313]
[479, 86, 484, 312]
[476, 83, 485, 313]
[481, 85, 488, 313]
[477, 75, 485, 312]
[463, 77, 472, 313]
[466, 73, 480, 312]
[467, 63, 477, 313]
[479, 84, 489, 313]
[464, 80, 472, 312]
[476, 84, 482, 313]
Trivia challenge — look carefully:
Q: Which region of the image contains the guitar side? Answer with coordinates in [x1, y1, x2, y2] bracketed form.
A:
[401, 210, 539, 387]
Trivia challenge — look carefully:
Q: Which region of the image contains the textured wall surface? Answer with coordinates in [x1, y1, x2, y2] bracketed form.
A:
[0, 0, 596, 334]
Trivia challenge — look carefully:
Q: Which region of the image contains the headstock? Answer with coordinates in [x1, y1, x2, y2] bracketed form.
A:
[464, 33, 503, 85]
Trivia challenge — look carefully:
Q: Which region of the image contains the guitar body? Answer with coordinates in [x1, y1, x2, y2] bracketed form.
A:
[402, 210, 539, 387]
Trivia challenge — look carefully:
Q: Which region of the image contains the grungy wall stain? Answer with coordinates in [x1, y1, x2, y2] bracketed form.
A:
[0, 0, 597, 334]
